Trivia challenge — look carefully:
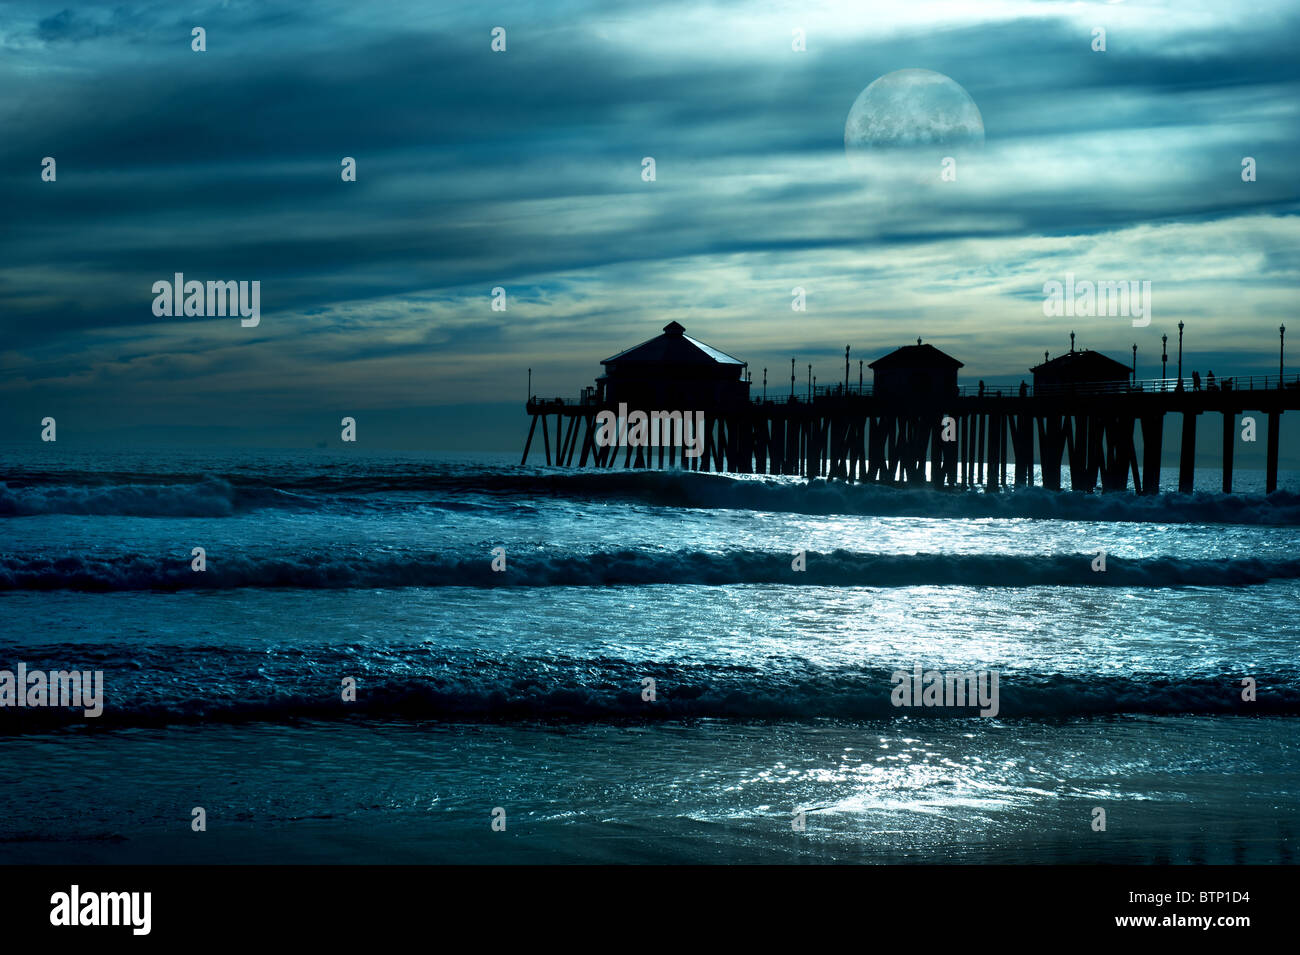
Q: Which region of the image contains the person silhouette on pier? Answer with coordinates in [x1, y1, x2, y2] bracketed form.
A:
[1207, 370, 1216, 391]
[1019, 380, 1028, 397]
[978, 380, 985, 397]
[1192, 370, 1201, 391]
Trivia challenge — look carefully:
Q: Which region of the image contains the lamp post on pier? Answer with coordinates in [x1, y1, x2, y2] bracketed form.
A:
[1131, 344, 1137, 385]
[1177, 320, 1184, 385]
[790, 358, 795, 399]
[1281, 324, 1287, 384]
[845, 346, 850, 392]
[763, 368, 767, 401]
[1161, 334, 1168, 387]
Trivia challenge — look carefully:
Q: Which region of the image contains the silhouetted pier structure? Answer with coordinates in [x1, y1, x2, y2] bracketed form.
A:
[522, 325, 1300, 494]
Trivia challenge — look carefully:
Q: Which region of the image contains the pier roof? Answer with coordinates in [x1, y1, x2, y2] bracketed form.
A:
[868, 342, 964, 370]
[1031, 349, 1130, 379]
[601, 321, 745, 367]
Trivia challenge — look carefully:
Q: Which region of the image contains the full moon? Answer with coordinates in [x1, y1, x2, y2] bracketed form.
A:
[844, 69, 984, 154]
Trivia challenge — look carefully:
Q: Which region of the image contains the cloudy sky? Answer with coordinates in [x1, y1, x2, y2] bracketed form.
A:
[1, 0, 1297, 450]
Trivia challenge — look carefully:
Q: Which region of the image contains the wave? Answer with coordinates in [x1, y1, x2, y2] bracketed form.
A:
[4, 468, 1300, 524]
[3, 548, 1300, 592]
[0, 477, 304, 518]
[502, 471, 1300, 525]
[2, 663, 1295, 732]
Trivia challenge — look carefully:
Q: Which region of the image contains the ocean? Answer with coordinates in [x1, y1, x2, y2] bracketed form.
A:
[1, 446, 1297, 864]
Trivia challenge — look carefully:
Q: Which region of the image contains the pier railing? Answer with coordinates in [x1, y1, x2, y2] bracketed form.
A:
[754, 372, 1300, 403]
[531, 373, 1300, 409]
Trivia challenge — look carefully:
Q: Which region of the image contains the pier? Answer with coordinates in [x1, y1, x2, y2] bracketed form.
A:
[521, 324, 1299, 493]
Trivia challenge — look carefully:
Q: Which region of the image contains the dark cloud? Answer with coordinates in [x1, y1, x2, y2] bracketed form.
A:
[0, 0, 1297, 446]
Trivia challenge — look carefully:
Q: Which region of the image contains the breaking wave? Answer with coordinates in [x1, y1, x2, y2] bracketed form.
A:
[0, 477, 303, 517]
[3, 548, 1299, 592]
[2, 652, 1296, 731]
[3, 468, 1300, 524]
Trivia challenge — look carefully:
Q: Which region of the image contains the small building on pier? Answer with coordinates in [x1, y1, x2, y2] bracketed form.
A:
[596, 321, 749, 409]
[1031, 348, 1131, 392]
[868, 340, 963, 402]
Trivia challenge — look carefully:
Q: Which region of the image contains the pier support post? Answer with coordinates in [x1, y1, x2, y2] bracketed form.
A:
[560, 416, 578, 466]
[877, 416, 888, 483]
[1140, 414, 1163, 495]
[578, 415, 597, 467]
[1011, 415, 1029, 486]
[1127, 419, 1142, 494]
[1100, 417, 1138, 492]
[985, 413, 998, 491]
[1178, 412, 1197, 493]
[782, 415, 794, 475]
[930, 417, 943, 486]
[1037, 416, 1064, 491]
[521, 415, 538, 465]
[1086, 416, 1104, 491]
[883, 418, 892, 481]
[855, 418, 864, 482]
[1222, 411, 1234, 493]
[958, 414, 968, 486]
[952, 422, 961, 486]
[1067, 416, 1089, 491]
[1267, 410, 1281, 494]
[999, 413, 1009, 487]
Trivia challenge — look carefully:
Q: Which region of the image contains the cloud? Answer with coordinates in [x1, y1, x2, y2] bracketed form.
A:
[0, 0, 1297, 446]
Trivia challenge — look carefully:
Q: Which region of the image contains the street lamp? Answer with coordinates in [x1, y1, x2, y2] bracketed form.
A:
[859, 359, 863, 394]
[1132, 344, 1137, 385]
[1177, 320, 1184, 385]
[845, 346, 850, 392]
[807, 364, 811, 400]
[763, 368, 767, 401]
[1281, 324, 1287, 384]
[790, 358, 795, 398]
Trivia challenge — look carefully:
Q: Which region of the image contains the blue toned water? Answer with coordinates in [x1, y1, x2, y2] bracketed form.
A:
[0, 447, 1297, 863]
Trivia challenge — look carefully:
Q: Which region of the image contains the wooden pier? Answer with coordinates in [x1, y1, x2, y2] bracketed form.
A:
[522, 376, 1300, 494]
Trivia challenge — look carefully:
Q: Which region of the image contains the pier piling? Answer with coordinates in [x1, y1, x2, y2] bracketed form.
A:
[523, 376, 1298, 494]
